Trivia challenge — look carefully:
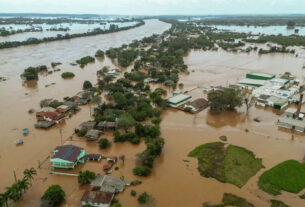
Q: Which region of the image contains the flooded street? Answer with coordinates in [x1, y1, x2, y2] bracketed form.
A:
[1, 19, 305, 207]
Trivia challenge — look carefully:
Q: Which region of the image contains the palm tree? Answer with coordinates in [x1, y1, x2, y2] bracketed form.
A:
[6, 183, 21, 202]
[19, 179, 29, 194]
[23, 168, 37, 186]
[0, 192, 9, 207]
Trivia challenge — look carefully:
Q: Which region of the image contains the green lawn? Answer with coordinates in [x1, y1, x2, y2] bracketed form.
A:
[224, 145, 264, 188]
[189, 142, 263, 188]
[258, 160, 305, 195]
[270, 200, 290, 207]
[202, 193, 254, 207]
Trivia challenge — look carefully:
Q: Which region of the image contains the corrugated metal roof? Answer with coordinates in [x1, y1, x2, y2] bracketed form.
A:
[168, 94, 191, 104]
[278, 117, 305, 128]
[238, 78, 266, 86]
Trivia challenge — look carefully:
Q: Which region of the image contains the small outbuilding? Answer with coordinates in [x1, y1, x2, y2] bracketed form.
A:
[81, 122, 96, 130]
[85, 129, 102, 141]
[35, 120, 55, 129]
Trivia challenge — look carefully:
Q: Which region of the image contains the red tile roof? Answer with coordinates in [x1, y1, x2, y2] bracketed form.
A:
[140, 69, 148, 74]
[43, 111, 64, 120]
[81, 190, 114, 204]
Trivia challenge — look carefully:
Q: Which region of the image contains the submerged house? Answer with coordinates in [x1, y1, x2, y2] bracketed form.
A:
[73, 91, 92, 105]
[42, 111, 65, 123]
[36, 107, 56, 120]
[81, 122, 96, 131]
[81, 187, 114, 207]
[96, 121, 118, 131]
[277, 108, 305, 132]
[56, 105, 71, 113]
[167, 93, 192, 108]
[266, 96, 289, 110]
[184, 98, 209, 112]
[85, 129, 102, 141]
[50, 145, 86, 169]
[81, 174, 130, 207]
[35, 120, 55, 129]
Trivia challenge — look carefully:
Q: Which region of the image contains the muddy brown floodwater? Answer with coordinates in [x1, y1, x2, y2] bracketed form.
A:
[1, 20, 305, 207]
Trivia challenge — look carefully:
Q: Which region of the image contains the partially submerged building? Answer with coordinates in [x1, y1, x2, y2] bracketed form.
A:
[85, 129, 102, 141]
[184, 98, 209, 112]
[81, 187, 114, 207]
[73, 91, 92, 105]
[34, 120, 55, 129]
[81, 174, 130, 207]
[277, 108, 305, 132]
[167, 93, 192, 108]
[41, 111, 65, 124]
[81, 122, 96, 131]
[50, 145, 86, 169]
[90, 174, 130, 193]
[96, 121, 118, 131]
[246, 72, 275, 80]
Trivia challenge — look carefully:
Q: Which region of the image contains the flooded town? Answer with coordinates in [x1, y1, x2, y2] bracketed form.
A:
[1, 1, 305, 207]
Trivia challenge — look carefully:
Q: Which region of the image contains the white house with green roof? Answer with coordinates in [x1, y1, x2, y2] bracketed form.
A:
[50, 145, 86, 169]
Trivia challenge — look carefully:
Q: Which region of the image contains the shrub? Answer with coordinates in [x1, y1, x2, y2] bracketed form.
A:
[78, 170, 96, 185]
[138, 192, 150, 204]
[95, 49, 105, 57]
[77, 129, 87, 137]
[61, 72, 75, 79]
[151, 118, 162, 125]
[131, 190, 137, 196]
[133, 166, 151, 176]
[114, 131, 140, 144]
[83, 80, 93, 90]
[98, 138, 111, 149]
[41, 185, 65, 207]
[76, 56, 95, 65]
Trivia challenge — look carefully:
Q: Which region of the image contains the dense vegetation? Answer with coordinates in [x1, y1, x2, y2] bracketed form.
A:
[208, 88, 245, 112]
[98, 138, 111, 149]
[258, 160, 305, 195]
[270, 200, 290, 207]
[95, 49, 105, 58]
[78, 170, 96, 185]
[0, 168, 36, 207]
[133, 166, 151, 176]
[20, 65, 47, 80]
[189, 142, 263, 187]
[0, 20, 145, 49]
[76, 56, 95, 66]
[41, 185, 65, 207]
[245, 34, 305, 47]
[196, 16, 305, 26]
[0, 27, 42, 36]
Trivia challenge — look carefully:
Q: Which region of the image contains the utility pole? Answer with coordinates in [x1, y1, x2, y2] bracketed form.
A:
[59, 128, 63, 145]
[13, 169, 17, 182]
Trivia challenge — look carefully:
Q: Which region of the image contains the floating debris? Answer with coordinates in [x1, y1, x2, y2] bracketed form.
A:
[15, 139, 24, 145]
[22, 128, 29, 135]
[219, 135, 228, 141]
